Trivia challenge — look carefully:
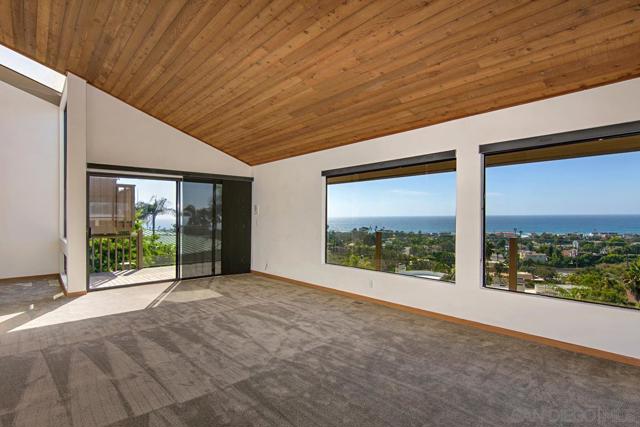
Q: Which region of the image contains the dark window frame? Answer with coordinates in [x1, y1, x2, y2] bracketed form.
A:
[480, 120, 640, 311]
[323, 151, 457, 282]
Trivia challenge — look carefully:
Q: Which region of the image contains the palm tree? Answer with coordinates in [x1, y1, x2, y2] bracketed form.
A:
[136, 196, 174, 235]
[485, 240, 495, 261]
[623, 260, 640, 302]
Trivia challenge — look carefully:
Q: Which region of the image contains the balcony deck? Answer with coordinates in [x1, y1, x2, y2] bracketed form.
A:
[89, 265, 176, 290]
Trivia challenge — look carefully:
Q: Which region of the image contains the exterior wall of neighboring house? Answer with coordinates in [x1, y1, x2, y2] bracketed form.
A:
[520, 252, 548, 263]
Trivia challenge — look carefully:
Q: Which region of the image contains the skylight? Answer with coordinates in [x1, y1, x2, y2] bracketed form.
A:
[0, 45, 65, 92]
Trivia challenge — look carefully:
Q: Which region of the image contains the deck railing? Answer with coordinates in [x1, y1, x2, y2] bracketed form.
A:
[485, 236, 520, 290]
[89, 229, 143, 273]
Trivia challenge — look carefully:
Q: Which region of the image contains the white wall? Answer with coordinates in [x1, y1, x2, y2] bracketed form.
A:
[252, 77, 640, 359]
[86, 85, 251, 177]
[0, 80, 59, 279]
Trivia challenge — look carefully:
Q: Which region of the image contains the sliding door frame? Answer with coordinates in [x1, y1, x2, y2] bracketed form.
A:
[86, 170, 182, 292]
[85, 164, 251, 292]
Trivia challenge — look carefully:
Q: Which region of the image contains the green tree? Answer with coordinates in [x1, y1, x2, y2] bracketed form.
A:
[601, 254, 625, 264]
[485, 240, 495, 260]
[623, 260, 640, 301]
[442, 266, 455, 282]
[495, 262, 506, 277]
[136, 196, 174, 235]
[531, 265, 556, 281]
[563, 270, 628, 305]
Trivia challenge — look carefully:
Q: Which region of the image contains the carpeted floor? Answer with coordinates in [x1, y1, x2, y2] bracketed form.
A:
[0, 274, 638, 426]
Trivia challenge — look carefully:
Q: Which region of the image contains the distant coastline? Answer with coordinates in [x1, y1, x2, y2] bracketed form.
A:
[327, 215, 640, 234]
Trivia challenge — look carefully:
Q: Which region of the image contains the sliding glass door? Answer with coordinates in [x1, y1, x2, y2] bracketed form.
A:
[87, 172, 223, 290]
[180, 181, 221, 278]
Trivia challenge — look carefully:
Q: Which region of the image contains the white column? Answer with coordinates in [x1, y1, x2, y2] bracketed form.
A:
[59, 73, 87, 294]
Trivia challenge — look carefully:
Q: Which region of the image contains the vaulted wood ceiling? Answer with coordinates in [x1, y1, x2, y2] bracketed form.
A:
[1, 1, 639, 165]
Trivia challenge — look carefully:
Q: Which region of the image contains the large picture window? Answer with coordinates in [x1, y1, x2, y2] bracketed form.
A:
[325, 155, 456, 282]
[483, 130, 640, 310]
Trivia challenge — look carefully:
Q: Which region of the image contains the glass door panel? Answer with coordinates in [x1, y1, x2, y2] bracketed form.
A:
[88, 174, 177, 290]
[180, 181, 216, 278]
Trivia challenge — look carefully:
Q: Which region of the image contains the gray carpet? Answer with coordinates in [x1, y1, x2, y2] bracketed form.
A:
[0, 274, 638, 426]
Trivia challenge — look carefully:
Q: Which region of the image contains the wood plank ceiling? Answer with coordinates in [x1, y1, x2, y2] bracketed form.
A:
[1, 1, 639, 165]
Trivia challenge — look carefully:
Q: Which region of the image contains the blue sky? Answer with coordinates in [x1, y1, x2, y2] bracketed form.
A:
[118, 178, 177, 225]
[486, 151, 640, 215]
[328, 151, 640, 217]
[118, 178, 177, 207]
[328, 172, 456, 217]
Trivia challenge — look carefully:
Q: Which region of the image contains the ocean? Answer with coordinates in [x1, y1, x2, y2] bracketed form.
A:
[327, 215, 640, 235]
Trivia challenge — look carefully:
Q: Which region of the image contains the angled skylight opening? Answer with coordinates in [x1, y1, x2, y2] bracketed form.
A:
[0, 45, 65, 92]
